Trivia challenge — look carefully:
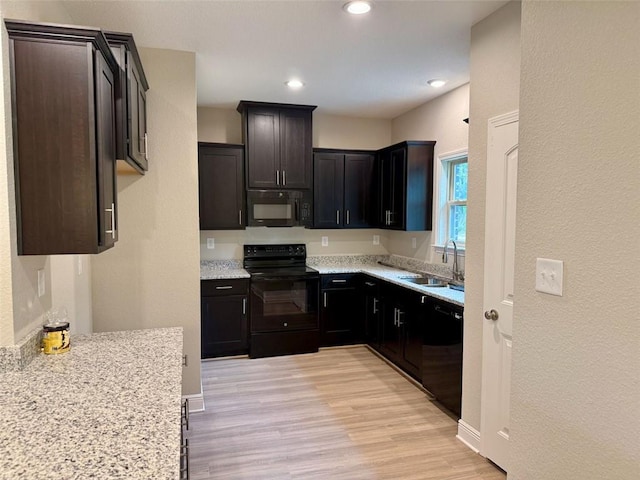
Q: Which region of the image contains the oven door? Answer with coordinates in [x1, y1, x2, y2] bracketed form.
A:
[250, 276, 319, 332]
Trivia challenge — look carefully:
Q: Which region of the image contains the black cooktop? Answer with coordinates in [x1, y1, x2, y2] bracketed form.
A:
[243, 244, 317, 277]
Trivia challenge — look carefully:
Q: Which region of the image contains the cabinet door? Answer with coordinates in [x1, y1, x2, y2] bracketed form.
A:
[313, 152, 344, 228]
[95, 50, 118, 250]
[198, 144, 245, 230]
[388, 147, 407, 229]
[362, 277, 381, 348]
[344, 153, 376, 228]
[279, 109, 312, 189]
[201, 295, 248, 358]
[380, 296, 403, 362]
[127, 55, 147, 169]
[400, 294, 423, 379]
[246, 109, 280, 188]
[320, 286, 360, 346]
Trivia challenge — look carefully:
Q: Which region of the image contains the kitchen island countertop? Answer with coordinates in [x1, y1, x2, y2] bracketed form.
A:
[0, 327, 183, 480]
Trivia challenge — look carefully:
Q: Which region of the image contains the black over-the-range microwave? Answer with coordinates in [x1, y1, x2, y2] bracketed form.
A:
[246, 190, 313, 227]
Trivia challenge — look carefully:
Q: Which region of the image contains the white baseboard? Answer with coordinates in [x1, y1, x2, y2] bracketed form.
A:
[182, 392, 205, 413]
[457, 419, 481, 453]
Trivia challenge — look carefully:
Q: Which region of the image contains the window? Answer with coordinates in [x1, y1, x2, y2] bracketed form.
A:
[437, 152, 468, 249]
[446, 159, 468, 244]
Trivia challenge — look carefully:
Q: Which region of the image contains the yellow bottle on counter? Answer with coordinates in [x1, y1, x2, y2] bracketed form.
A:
[42, 322, 70, 354]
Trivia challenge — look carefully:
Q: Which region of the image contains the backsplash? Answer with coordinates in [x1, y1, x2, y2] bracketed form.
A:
[0, 326, 42, 372]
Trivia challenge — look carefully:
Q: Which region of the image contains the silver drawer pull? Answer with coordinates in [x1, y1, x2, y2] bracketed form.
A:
[215, 286, 233, 290]
[331, 279, 347, 283]
[365, 281, 375, 287]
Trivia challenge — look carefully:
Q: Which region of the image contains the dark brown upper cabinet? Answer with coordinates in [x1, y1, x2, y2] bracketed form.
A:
[6, 20, 119, 255]
[378, 141, 435, 231]
[313, 149, 377, 229]
[237, 101, 316, 190]
[104, 32, 149, 174]
[198, 143, 245, 230]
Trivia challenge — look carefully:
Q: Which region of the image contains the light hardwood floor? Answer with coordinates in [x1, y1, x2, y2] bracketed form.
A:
[189, 346, 505, 480]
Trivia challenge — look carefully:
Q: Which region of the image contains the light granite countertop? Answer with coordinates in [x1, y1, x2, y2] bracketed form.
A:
[201, 256, 464, 307]
[0, 327, 183, 480]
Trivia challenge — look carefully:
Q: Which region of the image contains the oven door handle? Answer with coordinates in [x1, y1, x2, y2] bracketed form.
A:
[252, 275, 318, 283]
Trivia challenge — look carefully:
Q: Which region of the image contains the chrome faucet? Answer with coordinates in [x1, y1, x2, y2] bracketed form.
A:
[442, 239, 464, 283]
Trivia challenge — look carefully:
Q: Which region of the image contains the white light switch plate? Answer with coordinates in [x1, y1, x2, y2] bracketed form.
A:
[206, 238, 215, 249]
[321, 236, 329, 247]
[535, 258, 563, 296]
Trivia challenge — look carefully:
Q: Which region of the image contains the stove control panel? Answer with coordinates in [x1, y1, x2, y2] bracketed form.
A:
[243, 244, 306, 259]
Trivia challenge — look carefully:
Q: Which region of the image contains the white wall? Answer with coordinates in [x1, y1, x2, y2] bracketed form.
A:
[464, 0, 522, 434]
[510, 2, 640, 478]
[200, 228, 388, 260]
[389, 83, 470, 265]
[91, 48, 202, 396]
[50, 255, 92, 335]
[0, 0, 75, 345]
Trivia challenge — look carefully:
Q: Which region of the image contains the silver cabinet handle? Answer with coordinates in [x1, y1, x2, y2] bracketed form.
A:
[282, 170, 286, 186]
[346, 210, 350, 225]
[393, 308, 397, 326]
[421, 295, 426, 304]
[373, 297, 378, 314]
[336, 210, 340, 225]
[454, 313, 463, 320]
[242, 297, 247, 315]
[276, 170, 280, 185]
[239, 210, 242, 226]
[105, 202, 115, 238]
[215, 286, 233, 290]
[365, 282, 375, 287]
[331, 279, 347, 283]
[144, 132, 148, 160]
[397, 309, 404, 327]
[323, 292, 327, 308]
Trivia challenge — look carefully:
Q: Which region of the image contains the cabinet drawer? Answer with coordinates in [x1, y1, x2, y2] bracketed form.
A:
[201, 278, 249, 296]
[321, 273, 359, 289]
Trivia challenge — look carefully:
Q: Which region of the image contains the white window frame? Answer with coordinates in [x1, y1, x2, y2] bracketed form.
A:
[434, 149, 468, 255]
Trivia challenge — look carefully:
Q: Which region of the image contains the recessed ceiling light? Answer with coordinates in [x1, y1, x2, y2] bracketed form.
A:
[428, 79, 447, 88]
[343, 1, 372, 15]
[286, 79, 304, 89]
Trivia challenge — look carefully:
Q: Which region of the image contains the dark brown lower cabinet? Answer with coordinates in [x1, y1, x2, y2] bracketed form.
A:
[320, 274, 361, 346]
[201, 279, 249, 358]
[379, 283, 422, 380]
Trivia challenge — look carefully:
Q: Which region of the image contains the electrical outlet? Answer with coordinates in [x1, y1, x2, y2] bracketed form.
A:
[535, 258, 564, 296]
[373, 235, 380, 245]
[321, 236, 329, 247]
[412, 237, 417, 249]
[37, 269, 45, 297]
[206, 238, 215, 249]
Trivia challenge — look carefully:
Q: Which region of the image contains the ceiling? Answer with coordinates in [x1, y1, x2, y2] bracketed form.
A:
[61, 0, 508, 119]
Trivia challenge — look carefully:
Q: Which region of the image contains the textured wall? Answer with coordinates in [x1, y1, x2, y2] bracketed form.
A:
[0, 0, 74, 345]
[465, 0, 521, 432]
[510, 2, 640, 478]
[91, 48, 201, 396]
[389, 83, 470, 264]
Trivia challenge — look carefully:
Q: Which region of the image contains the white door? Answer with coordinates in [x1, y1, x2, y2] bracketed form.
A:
[480, 111, 519, 472]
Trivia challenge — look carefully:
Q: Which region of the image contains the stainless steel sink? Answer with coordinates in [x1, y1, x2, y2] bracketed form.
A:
[403, 277, 448, 287]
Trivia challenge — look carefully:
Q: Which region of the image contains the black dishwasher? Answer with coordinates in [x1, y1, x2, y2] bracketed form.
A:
[422, 300, 463, 418]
